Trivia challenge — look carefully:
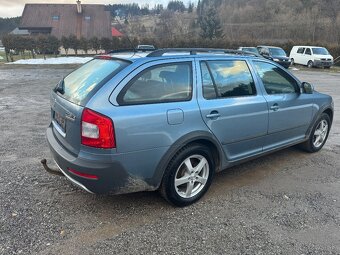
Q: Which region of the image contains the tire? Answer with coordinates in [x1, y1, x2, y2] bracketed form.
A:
[160, 144, 215, 207]
[299, 113, 331, 153]
[307, 60, 313, 68]
[324, 66, 331, 69]
[291, 58, 295, 66]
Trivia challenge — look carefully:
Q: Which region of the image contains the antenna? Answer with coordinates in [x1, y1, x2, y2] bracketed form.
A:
[114, 15, 136, 51]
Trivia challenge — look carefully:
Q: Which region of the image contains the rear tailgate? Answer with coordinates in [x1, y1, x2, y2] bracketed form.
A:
[49, 57, 131, 155]
[51, 92, 83, 155]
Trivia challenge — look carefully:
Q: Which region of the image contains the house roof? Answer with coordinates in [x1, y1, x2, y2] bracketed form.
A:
[111, 27, 123, 37]
[10, 27, 30, 35]
[19, 4, 111, 39]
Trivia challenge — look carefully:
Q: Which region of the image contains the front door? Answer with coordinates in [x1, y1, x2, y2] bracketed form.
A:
[197, 59, 268, 161]
[252, 60, 313, 151]
[303, 47, 312, 65]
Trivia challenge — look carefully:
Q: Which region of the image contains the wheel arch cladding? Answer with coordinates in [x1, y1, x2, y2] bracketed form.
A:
[150, 131, 224, 189]
[323, 108, 333, 123]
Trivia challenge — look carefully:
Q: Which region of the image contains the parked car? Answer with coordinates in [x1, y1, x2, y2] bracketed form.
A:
[136, 44, 156, 51]
[237, 47, 259, 55]
[289, 46, 333, 68]
[42, 48, 333, 207]
[257, 45, 291, 68]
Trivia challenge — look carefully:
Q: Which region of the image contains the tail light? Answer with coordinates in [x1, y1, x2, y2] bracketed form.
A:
[81, 108, 115, 149]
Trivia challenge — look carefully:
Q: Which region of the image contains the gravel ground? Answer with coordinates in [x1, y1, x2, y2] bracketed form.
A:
[0, 66, 339, 255]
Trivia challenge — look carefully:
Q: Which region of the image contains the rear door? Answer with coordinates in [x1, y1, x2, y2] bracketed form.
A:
[295, 47, 305, 65]
[196, 58, 268, 161]
[51, 58, 130, 155]
[108, 58, 205, 155]
[251, 60, 313, 150]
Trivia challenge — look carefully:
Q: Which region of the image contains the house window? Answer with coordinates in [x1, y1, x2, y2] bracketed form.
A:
[84, 16, 91, 21]
[52, 15, 60, 21]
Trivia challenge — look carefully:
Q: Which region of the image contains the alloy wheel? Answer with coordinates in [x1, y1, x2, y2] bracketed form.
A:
[174, 154, 210, 199]
[313, 119, 328, 148]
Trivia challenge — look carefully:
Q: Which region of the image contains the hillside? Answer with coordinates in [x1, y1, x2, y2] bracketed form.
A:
[116, 0, 340, 46]
[0, 17, 20, 37]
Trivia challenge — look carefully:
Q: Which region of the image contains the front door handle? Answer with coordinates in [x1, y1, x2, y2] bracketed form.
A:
[270, 104, 280, 111]
[206, 111, 220, 119]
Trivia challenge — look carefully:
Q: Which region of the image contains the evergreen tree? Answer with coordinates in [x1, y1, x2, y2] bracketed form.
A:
[68, 35, 80, 56]
[2, 34, 15, 62]
[188, 2, 194, 13]
[61, 36, 71, 56]
[199, 7, 223, 40]
[47, 35, 60, 57]
[89, 37, 100, 54]
[197, 0, 202, 16]
[167, 1, 185, 12]
[79, 37, 89, 54]
[36, 35, 49, 59]
[100, 37, 112, 53]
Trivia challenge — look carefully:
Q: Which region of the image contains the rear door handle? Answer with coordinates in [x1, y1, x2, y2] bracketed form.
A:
[206, 111, 220, 119]
[270, 104, 280, 111]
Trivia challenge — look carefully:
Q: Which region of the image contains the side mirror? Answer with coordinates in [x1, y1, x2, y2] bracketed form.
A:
[302, 82, 314, 94]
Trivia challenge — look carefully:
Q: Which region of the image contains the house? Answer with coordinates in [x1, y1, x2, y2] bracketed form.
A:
[10, 28, 30, 36]
[19, 1, 111, 39]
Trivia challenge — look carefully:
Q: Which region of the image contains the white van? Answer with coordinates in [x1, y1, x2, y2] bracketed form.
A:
[289, 46, 333, 68]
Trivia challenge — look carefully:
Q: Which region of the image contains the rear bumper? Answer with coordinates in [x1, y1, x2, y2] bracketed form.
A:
[46, 125, 158, 194]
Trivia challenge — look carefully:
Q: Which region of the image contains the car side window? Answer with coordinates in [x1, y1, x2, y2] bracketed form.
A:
[200, 62, 217, 99]
[305, 48, 311, 55]
[118, 62, 192, 105]
[201, 60, 256, 99]
[253, 61, 298, 95]
[297, 47, 305, 54]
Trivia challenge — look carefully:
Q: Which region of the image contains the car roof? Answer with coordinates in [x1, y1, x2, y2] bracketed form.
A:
[257, 45, 283, 49]
[293, 46, 326, 48]
[106, 48, 260, 63]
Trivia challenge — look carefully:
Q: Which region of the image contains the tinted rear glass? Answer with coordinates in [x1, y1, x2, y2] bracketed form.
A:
[59, 58, 130, 105]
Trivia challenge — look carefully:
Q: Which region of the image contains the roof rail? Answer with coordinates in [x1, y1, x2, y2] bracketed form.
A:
[146, 48, 260, 57]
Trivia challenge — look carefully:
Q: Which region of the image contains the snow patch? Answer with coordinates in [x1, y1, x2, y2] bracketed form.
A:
[7, 57, 93, 65]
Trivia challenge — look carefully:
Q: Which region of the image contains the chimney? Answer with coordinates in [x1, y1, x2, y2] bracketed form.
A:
[76, 0, 82, 14]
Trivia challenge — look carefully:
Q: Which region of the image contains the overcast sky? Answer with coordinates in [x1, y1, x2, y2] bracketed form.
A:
[0, 0, 195, 18]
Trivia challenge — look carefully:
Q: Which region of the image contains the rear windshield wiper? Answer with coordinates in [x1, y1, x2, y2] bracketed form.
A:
[55, 78, 65, 94]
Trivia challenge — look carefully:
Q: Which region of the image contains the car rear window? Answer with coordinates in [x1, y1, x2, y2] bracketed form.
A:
[58, 58, 130, 105]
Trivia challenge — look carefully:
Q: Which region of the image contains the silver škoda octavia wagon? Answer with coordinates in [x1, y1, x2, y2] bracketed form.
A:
[42, 48, 333, 206]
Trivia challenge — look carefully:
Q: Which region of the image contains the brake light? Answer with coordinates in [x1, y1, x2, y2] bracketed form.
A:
[81, 108, 115, 148]
[96, 55, 112, 60]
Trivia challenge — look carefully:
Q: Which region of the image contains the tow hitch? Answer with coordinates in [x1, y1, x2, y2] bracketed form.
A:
[40, 159, 65, 177]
